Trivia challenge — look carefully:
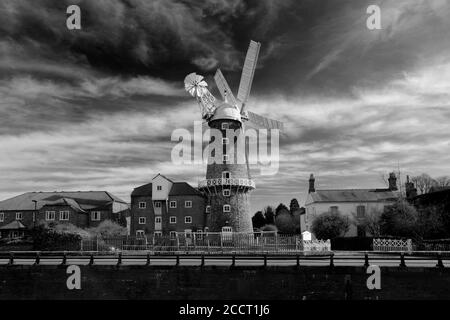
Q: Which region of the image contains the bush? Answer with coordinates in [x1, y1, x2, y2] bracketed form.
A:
[311, 211, 349, 240]
[31, 224, 81, 251]
[275, 210, 296, 234]
[87, 220, 128, 238]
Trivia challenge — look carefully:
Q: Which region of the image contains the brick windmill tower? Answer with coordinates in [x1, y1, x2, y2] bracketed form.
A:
[184, 41, 283, 233]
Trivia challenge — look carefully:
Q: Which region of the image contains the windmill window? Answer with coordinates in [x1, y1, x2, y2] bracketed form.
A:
[223, 205, 231, 213]
[222, 171, 230, 179]
[222, 123, 229, 130]
[222, 138, 229, 145]
[223, 189, 231, 197]
[206, 205, 211, 213]
[223, 155, 229, 162]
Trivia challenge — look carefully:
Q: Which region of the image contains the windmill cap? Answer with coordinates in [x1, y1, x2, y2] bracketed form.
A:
[209, 102, 242, 123]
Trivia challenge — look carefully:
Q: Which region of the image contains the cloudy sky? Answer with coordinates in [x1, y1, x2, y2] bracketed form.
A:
[0, 0, 449, 213]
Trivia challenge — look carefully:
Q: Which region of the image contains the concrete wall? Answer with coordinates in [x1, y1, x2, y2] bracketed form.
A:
[1, 265, 450, 300]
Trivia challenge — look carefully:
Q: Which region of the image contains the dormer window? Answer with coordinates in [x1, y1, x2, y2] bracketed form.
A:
[157, 186, 162, 191]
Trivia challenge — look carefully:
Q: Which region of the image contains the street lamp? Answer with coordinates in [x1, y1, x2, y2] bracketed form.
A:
[32, 200, 37, 227]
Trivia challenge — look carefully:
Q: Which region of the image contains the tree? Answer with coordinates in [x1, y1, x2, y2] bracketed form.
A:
[289, 198, 300, 214]
[411, 174, 437, 195]
[292, 208, 304, 234]
[264, 206, 275, 225]
[275, 203, 289, 216]
[352, 208, 382, 237]
[252, 211, 266, 230]
[379, 200, 419, 239]
[275, 207, 295, 234]
[87, 220, 128, 238]
[434, 176, 450, 189]
[311, 211, 349, 240]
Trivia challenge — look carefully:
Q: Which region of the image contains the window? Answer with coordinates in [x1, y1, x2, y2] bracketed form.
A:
[139, 217, 146, 224]
[185, 216, 192, 224]
[0, 212, 4, 222]
[59, 211, 70, 221]
[223, 154, 229, 162]
[154, 201, 162, 208]
[185, 201, 192, 208]
[170, 231, 177, 239]
[204, 227, 209, 233]
[223, 205, 231, 213]
[155, 217, 162, 224]
[139, 202, 146, 209]
[196, 231, 203, 240]
[170, 216, 177, 224]
[45, 211, 55, 221]
[206, 205, 211, 213]
[221, 123, 229, 130]
[170, 201, 177, 208]
[136, 230, 145, 237]
[154, 231, 162, 237]
[157, 185, 162, 191]
[16, 212, 22, 221]
[222, 171, 230, 179]
[356, 206, 366, 219]
[330, 206, 338, 214]
[222, 138, 229, 145]
[223, 189, 231, 197]
[91, 211, 101, 221]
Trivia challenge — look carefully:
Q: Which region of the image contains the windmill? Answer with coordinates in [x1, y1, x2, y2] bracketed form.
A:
[184, 40, 283, 233]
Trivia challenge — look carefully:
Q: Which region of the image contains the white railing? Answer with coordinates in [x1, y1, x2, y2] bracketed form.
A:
[373, 238, 412, 252]
[198, 178, 255, 189]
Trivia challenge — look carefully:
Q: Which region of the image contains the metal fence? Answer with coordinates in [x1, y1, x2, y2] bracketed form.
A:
[373, 238, 412, 252]
[80, 232, 330, 254]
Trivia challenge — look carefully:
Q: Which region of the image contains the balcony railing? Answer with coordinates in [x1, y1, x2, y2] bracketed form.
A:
[198, 178, 255, 189]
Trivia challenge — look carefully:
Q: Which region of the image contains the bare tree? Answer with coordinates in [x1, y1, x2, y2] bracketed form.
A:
[410, 173, 437, 194]
[351, 208, 382, 237]
[435, 176, 450, 188]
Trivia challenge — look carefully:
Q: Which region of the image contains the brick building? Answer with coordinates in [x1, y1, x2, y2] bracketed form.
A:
[0, 191, 129, 239]
[131, 174, 207, 238]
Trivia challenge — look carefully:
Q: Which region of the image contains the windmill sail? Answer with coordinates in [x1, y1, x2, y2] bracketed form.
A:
[214, 69, 238, 107]
[237, 40, 261, 110]
[247, 111, 284, 131]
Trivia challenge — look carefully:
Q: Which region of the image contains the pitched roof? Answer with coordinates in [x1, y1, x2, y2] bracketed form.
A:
[0, 191, 127, 211]
[131, 181, 203, 197]
[42, 198, 85, 213]
[169, 182, 203, 196]
[309, 189, 398, 203]
[0, 220, 26, 230]
[131, 183, 152, 197]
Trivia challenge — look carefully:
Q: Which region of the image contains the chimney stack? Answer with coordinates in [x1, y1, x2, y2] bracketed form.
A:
[388, 172, 398, 191]
[308, 174, 315, 193]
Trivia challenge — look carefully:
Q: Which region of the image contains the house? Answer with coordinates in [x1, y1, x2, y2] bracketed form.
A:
[131, 174, 207, 238]
[304, 173, 399, 237]
[0, 191, 129, 239]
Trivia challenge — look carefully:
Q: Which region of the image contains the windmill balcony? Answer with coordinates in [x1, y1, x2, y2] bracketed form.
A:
[198, 178, 255, 190]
